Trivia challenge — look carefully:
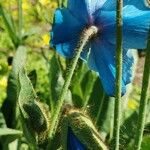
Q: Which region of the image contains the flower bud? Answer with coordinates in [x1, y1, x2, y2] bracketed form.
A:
[67, 127, 86, 150]
[23, 101, 50, 143]
[61, 109, 108, 150]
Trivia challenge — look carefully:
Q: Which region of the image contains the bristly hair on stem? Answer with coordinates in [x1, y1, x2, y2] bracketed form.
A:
[134, 30, 150, 150]
[113, 0, 123, 150]
[46, 26, 98, 149]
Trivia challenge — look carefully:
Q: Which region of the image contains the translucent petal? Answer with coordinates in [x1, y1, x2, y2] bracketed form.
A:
[54, 38, 78, 58]
[123, 5, 150, 49]
[96, 5, 150, 49]
[101, 0, 150, 10]
[88, 39, 134, 96]
[67, 0, 106, 24]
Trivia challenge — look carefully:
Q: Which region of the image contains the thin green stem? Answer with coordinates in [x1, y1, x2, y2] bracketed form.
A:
[18, 0, 23, 44]
[113, 0, 123, 150]
[134, 31, 150, 150]
[83, 72, 97, 108]
[95, 92, 105, 125]
[47, 26, 98, 148]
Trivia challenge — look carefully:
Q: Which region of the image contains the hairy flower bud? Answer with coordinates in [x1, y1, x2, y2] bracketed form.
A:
[23, 101, 50, 143]
[61, 109, 108, 150]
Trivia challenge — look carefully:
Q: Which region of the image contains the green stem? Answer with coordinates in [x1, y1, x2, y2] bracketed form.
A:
[134, 31, 150, 150]
[18, 0, 23, 44]
[47, 26, 98, 147]
[83, 71, 97, 108]
[95, 92, 105, 125]
[113, 0, 123, 150]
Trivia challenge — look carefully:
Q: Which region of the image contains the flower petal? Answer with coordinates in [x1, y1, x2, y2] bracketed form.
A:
[88, 39, 134, 96]
[54, 40, 77, 58]
[101, 0, 150, 10]
[96, 5, 150, 50]
[123, 5, 150, 49]
[50, 8, 83, 47]
[67, 128, 85, 150]
[67, 0, 106, 24]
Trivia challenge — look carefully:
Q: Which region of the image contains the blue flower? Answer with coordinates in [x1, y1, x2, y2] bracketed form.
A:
[50, 0, 150, 96]
[67, 127, 86, 150]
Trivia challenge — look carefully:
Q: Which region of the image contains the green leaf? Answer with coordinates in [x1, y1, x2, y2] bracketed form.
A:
[82, 70, 97, 107]
[71, 61, 89, 107]
[0, 109, 6, 128]
[87, 78, 108, 121]
[49, 54, 72, 112]
[18, 68, 37, 117]
[7, 46, 27, 102]
[28, 70, 37, 89]
[127, 136, 150, 150]
[0, 128, 22, 136]
[0, 4, 19, 47]
[18, 68, 50, 146]
[1, 46, 27, 127]
[120, 112, 138, 148]
[18, 68, 37, 146]
[141, 136, 150, 150]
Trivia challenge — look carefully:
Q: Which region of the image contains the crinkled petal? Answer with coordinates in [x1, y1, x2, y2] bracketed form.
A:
[96, 5, 150, 50]
[54, 39, 78, 58]
[122, 49, 135, 85]
[123, 5, 150, 49]
[101, 0, 150, 10]
[50, 8, 83, 47]
[88, 39, 134, 96]
[67, 0, 107, 24]
[67, 128, 85, 150]
[124, 0, 150, 10]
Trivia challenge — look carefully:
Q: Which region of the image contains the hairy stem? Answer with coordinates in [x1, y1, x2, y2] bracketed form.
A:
[47, 26, 98, 148]
[113, 0, 123, 150]
[134, 31, 150, 150]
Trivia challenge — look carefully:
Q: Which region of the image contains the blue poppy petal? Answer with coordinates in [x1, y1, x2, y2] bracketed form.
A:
[54, 40, 77, 58]
[101, 0, 149, 10]
[88, 39, 134, 96]
[122, 49, 135, 85]
[124, 0, 150, 10]
[50, 8, 83, 47]
[122, 5, 150, 49]
[96, 5, 150, 50]
[67, 0, 106, 24]
[67, 128, 85, 150]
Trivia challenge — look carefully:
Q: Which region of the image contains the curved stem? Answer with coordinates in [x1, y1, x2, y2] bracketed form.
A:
[134, 31, 150, 150]
[113, 0, 123, 150]
[47, 26, 98, 148]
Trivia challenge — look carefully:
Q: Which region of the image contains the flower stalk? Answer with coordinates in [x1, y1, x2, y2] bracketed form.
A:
[113, 0, 123, 150]
[134, 30, 150, 150]
[48, 26, 98, 146]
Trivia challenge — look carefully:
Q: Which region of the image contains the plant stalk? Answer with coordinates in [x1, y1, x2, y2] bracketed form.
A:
[47, 26, 98, 148]
[134, 31, 150, 150]
[95, 92, 105, 125]
[113, 0, 123, 150]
